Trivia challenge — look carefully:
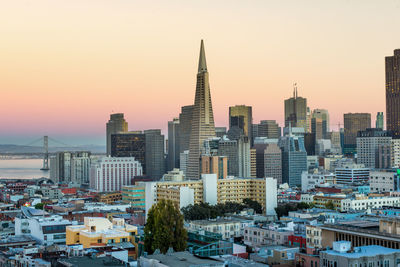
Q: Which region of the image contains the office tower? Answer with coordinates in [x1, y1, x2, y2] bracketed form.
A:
[50, 151, 91, 184]
[90, 157, 142, 192]
[279, 133, 307, 187]
[312, 109, 330, 136]
[284, 85, 307, 132]
[215, 127, 227, 138]
[386, 49, 400, 137]
[356, 128, 392, 168]
[144, 129, 165, 179]
[258, 120, 281, 139]
[250, 148, 257, 178]
[304, 133, 316, 156]
[252, 124, 259, 139]
[343, 113, 371, 155]
[254, 143, 268, 178]
[311, 117, 324, 140]
[106, 113, 128, 156]
[178, 105, 194, 153]
[229, 105, 253, 144]
[238, 136, 251, 177]
[306, 107, 312, 133]
[111, 132, 146, 174]
[264, 144, 282, 184]
[187, 40, 216, 179]
[180, 150, 189, 177]
[218, 139, 239, 176]
[201, 155, 228, 179]
[376, 112, 384, 129]
[167, 118, 180, 171]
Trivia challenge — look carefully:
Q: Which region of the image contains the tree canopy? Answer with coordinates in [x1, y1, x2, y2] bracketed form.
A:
[274, 202, 314, 219]
[181, 199, 262, 221]
[144, 199, 187, 254]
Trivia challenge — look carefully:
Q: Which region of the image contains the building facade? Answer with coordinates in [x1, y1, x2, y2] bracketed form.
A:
[343, 113, 371, 155]
[386, 49, 400, 137]
[106, 113, 128, 156]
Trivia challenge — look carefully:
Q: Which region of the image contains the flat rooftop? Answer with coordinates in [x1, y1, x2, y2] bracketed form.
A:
[323, 245, 400, 258]
[145, 251, 219, 267]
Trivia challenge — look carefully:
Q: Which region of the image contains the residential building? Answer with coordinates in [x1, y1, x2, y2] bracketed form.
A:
[66, 217, 138, 250]
[106, 113, 128, 156]
[386, 49, 400, 137]
[50, 151, 91, 185]
[187, 218, 245, 240]
[343, 113, 371, 155]
[122, 185, 146, 210]
[341, 196, 400, 212]
[90, 157, 143, 192]
[187, 40, 216, 179]
[244, 226, 293, 247]
[156, 186, 194, 209]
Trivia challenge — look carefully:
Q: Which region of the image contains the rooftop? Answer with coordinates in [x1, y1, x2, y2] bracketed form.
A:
[323, 245, 400, 258]
[145, 251, 220, 267]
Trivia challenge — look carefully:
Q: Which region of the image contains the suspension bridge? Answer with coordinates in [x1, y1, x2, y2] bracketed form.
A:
[20, 136, 78, 171]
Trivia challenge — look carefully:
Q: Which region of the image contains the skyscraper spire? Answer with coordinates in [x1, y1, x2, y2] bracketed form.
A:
[187, 40, 216, 179]
[198, 39, 207, 73]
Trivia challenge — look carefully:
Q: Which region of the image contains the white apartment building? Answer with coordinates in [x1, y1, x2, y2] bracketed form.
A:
[301, 169, 335, 191]
[90, 157, 142, 192]
[369, 170, 398, 193]
[244, 226, 293, 248]
[15, 207, 72, 246]
[341, 196, 400, 212]
[187, 218, 244, 240]
[306, 225, 322, 249]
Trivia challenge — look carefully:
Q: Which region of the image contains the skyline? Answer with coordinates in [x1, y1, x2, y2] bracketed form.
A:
[2, 0, 400, 145]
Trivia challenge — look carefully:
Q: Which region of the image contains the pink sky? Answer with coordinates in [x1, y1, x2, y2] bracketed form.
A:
[1, 0, 400, 145]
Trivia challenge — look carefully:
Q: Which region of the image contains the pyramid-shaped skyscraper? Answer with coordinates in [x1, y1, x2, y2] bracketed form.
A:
[186, 40, 216, 179]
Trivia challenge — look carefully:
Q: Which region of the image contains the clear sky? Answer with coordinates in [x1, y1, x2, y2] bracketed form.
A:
[1, 0, 400, 145]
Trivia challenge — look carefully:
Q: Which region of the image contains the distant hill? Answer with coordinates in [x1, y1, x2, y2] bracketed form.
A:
[0, 144, 106, 154]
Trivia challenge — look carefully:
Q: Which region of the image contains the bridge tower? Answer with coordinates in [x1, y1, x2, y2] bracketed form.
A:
[40, 136, 50, 171]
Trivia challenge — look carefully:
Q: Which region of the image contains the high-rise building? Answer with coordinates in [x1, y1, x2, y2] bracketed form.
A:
[180, 150, 189, 177]
[312, 109, 330, 136]
[201, 155, 228, 179]
[284, 85, 307, 132]
[238, 136, 251, 178]
[311, 117, 324, 140]
[343, 113, 371, 155]
[376, 112, 384, 129]
[218, 139, 239, 177]
[356, 128, 392, 169]
[304, 133, 316, 156]
[50, 151, 91, 185]
[279, 133, 307, 187]
[187, 40, 216, 179]
[178, 105, 194, 153]
[111, 132, 146, 174]
[106, 113, 128, 156]
[229, 105, 253, 145]
[258, 120, 281, 139]
[90, 157, 142, 192]
[215, 127, 227, 138]
[386, 49, 400, 137]
[167, 118, 180, 171]
[250, 148, 257, 178]
[144, 129, 165, 179]
[264, 144, 282, 184]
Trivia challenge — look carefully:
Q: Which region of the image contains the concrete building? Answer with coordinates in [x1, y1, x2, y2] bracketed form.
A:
[356, 128, 392, 168]
[156, 186, 194, 209]
[179, 150, 189, 177]
[370, 170, 399, 193]
[178, 105, 194, 153]
[343, 113, 371, 155]
[162, 168, 185, 182]
[341, 195, 400, 212]
[187, 218, 245, 240]
[90, 157, 143, 192]
[187, 40, 216, 179]
[335, 163, 369, 184]
[312, 109, 330, 136]
[250, 148, 257, 178]
[386, 49, 400, 137]
[311, 117, 324, 140]
[284, 85, 308, 132]
[392, 138, 400, 168]
[301, 169, 335, 192]
[66, 217, 138, 249]
[144, 129, 165, 179]
[218, 139, 239, 177]
[238, 136, 251, 178]
[106, 113, 128, 156]
[265, 178, 277, 216]
[122, 184, 146, 210]
[320, 241, 400, 267]
[244, 226, 293, 247]
[229, 105, 253, 145]
[111, 132, 146, 174]
[264, 144, 282, 184]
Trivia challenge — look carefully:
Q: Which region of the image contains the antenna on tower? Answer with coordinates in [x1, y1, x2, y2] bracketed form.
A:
[293, 83, 298, 98]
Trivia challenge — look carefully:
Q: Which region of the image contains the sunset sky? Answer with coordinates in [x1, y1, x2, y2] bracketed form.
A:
[1, 0, 400, 145]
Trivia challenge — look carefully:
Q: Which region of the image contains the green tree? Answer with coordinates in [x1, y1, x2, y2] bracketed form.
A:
[324, 200, 335, 210]
[144, 200, 187, 254]
[34, 203, 44, 210]
[243, 198, 262, 214]
[296, 202, 311, 210]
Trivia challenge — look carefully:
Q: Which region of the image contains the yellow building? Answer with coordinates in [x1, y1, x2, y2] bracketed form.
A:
[313, 195, 345, 210]
[66, 217, 138, 257]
